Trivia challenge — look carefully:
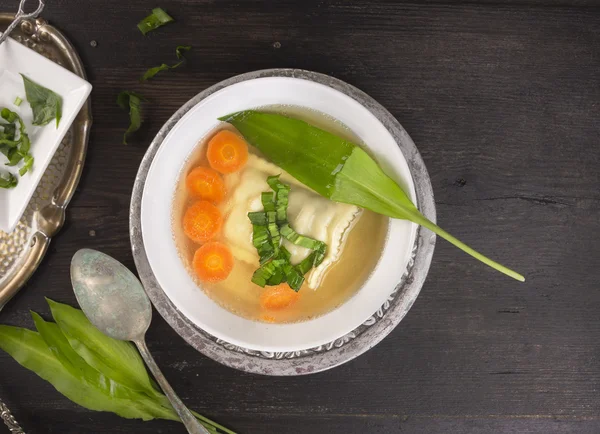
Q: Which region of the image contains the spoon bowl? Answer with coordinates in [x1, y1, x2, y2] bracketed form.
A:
[70, 248, 209, 434]
[71, 248, 151, 341]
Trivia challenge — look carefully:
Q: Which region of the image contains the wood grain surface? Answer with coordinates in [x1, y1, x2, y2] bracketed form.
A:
[1, 0, 599, 433]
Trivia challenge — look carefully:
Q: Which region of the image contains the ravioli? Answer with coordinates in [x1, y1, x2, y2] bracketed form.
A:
[220, 154, 360, 289]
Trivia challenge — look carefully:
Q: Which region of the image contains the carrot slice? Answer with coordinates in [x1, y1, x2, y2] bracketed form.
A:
[207, 130, 249, 174]
[183, 201, 223, 243]
[260, 284, 300, 311]
[186, 167, 226, 202]
[193, 241, 234, 282]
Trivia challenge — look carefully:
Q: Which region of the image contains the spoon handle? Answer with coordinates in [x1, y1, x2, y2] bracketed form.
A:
[134, 339, 209, 434]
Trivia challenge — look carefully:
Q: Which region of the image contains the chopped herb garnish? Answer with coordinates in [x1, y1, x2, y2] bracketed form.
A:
[1, 122, 16, 141]
[0, 172, 17, 189]
[21, 74, 62, 127]
[0, 108, 34, 184]
[19, 153, 34, 176]
[248, 211, 268, 225]
[14, 97, 22, 107]
[140, 46, 191, 81]
[137, 8, 174, 35]
[248, 176, 328, 291]
[117, 91, 146, 145]
[5, 148, 22, 166]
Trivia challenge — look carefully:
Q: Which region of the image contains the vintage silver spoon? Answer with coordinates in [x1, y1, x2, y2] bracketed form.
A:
[70, 248, 209, 434]
[0, 0, 45, 47]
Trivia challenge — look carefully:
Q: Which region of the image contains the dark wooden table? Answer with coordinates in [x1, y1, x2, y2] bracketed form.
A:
[1, 0, 599, 433]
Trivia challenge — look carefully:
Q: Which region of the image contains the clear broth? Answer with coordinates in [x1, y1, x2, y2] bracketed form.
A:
[172, 106, 389, 323]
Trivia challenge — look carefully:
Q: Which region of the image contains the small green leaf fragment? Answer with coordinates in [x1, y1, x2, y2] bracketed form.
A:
[137, 8, 174, 35]
[14, 97, 22, 107]
[19, 153, 34, 176]
[0, 172, 17, 189]
[140, 46, 192, 81]
[116, 91, 146, 144]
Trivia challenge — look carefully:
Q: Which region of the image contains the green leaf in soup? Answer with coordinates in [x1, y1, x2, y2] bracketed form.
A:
[46, 299, 161, 398]
[0, 324, 177, 421]
[117, 91, 146, 144]
[20, 74, 63, 127]
[220, 111, 525, 282]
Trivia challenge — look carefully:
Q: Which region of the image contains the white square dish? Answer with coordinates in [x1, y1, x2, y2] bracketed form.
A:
[0, 35, 92, 233]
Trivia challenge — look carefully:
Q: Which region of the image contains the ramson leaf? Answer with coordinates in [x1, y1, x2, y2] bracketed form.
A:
[222, 111, 525, 282]
[21, 74, 62, 127]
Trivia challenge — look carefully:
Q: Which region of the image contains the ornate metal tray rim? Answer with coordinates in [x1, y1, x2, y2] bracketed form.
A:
[0, 14, 92, 308]
[130, 69, 436, 376]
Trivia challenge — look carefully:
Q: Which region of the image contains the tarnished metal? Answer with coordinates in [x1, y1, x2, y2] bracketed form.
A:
[70, 249, 210, 434]
[0, 14, 92, 309]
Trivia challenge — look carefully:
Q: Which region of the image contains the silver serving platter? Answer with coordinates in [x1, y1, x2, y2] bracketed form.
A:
[130, 69, 436, 375]
[0, 15, 92, 309]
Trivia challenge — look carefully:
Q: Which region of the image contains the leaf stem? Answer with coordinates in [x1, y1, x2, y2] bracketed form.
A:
[411, 212, 525, 282]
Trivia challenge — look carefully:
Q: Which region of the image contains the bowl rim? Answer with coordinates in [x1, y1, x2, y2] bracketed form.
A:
[130, 68, 436, 376]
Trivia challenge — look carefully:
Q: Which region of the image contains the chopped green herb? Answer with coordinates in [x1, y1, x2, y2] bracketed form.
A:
[0, 122, 16, 141]
[0, 172, 17, 189]
[141, 64, 170, 82]
[252, 224, 275, 265]
[283, 264, 304, 291]
[1, 108, 18, 123]
[117, 91, 146, 145]
[137, 8, 174, 35]
[21, 74, 62, 127]
[175, 45, 191, 59]
[0, 108, 33, 179]
[19, 153, 34, 176]
[14, 97, 22, 107]
[5, 148, 22, 166]
[280, 223, 326, 251]
[248, 177, 328, 291]
[248, 211, 267, 225]
[224, 110, 525, 282]
[140, 45, 192, 81]
[267, 175, 290, 223]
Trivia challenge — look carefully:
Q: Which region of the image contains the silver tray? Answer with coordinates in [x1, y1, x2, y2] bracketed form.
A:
[0, 15, 92, 308]
[130, 69, 436, 375]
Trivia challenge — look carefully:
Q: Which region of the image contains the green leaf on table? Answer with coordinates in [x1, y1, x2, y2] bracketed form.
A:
[0, 324, 177, 421]
[14, 97, 23, 107]
[0, 171, 17, 189]
[137, 8, 174, 35]
[46, 298, 161, 398]
[0, 303, 236, 433]
[221, 110, 525, 282]
[117, 91, 146, 145]
[20, 74, 63, 127]
[31, 312, 178, 421]
[140, 45, 191, 81]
